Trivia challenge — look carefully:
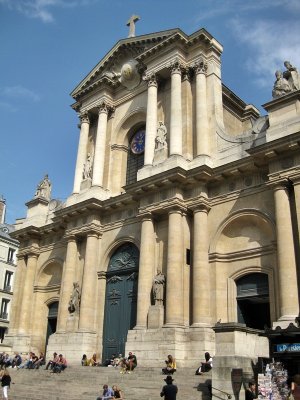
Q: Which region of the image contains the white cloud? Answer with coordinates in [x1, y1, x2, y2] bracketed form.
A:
[0, 101, 17, 113]
[0, 0, 99, 22]
[1, 85, 41, 102]
[195, 0, 300, 22]
[230, 18, 300, 88]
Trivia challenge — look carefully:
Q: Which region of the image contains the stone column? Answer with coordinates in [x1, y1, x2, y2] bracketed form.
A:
[273, 181, 299, 321]
[79, 231, 100, 331]
[195, 60, 209, 157]
[144, 75, 158, 166]
[56, 236, 78, 332]
[92, 102, 111, 187]
[165, 208, 184, 326]
[170, 62, 183, 156]
[291, 176, 300, 246]
[9, 256, 27, 334]
[73, 113, 90, 193]
[18, 252, 39, 334]
[192, 202, 211, 325]
[135, 214, 155, 328]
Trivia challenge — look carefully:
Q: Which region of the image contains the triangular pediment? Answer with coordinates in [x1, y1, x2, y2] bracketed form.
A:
[70, 28, 182, 99]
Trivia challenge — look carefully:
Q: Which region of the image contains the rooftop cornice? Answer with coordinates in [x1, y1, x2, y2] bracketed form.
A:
[262, 90, 300, 111]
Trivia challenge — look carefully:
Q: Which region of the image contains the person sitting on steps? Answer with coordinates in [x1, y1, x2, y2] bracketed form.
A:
[162, 355, 176, 375]
[195, 352, 213, 375]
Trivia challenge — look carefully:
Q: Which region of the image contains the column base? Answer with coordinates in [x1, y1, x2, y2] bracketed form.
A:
[126, 326, 215, 367]
[47, 331, 98, 365]
[148, 305, 164, 329]
[273, 315, 298, 329]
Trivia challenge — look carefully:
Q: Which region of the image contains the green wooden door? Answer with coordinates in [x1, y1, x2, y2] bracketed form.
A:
[102, 243, 139, 361]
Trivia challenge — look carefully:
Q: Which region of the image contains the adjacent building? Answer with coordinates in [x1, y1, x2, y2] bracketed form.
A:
[0, 196, 18, 342]
[7, 24, 300, 379]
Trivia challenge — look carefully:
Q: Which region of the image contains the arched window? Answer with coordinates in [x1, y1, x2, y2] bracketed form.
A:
[126, 126, 145, 185]
[236, 273, 270, 329]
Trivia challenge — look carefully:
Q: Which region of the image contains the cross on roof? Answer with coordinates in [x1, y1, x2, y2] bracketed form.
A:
[127, 15, 140, 38]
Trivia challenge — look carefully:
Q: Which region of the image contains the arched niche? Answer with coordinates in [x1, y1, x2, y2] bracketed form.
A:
[211, 209, 276, 254]
[37, 259, 63, 288]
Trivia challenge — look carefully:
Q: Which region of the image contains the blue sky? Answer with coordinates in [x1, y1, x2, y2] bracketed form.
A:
[1, 0, 300, 224]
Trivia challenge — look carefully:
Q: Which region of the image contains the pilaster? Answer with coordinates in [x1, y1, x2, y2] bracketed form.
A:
[73, 113, 90, 193]
[144, 74, 158, 166]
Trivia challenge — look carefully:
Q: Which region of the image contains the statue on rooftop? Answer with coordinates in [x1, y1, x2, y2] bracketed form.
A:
[35, 174, 51, 201]
[283, 61, 300, 91]
[272, 70, 292, 98]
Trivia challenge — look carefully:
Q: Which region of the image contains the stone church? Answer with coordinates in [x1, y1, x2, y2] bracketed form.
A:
[7, 21, 300, 376]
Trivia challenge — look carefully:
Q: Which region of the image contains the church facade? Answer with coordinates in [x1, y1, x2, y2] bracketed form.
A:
[7, 26, 300, 367]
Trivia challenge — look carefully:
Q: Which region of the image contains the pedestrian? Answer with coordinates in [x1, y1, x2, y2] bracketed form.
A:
[0, 368, 11, 400]
[160, 375, 178, 400]
[245, 380, 256, 400]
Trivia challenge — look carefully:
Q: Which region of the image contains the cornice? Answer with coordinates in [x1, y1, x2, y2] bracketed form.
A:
[209, 244, 276, 263]
[64, 222, 102, 239]
[33, 284, 60, 293]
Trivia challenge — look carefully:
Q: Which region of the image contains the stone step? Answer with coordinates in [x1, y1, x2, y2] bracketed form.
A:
[8, 367, 212, 400]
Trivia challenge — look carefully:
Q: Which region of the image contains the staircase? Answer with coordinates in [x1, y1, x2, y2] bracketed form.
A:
[8, 366, 212, 400]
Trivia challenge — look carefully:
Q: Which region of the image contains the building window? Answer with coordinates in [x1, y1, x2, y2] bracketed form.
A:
[0, 299, 9, 320]
[7, 248, 15, 263]
[0, 327, 7, 343]
[3, 271, 13, 292]
[126, 127, 145, 185]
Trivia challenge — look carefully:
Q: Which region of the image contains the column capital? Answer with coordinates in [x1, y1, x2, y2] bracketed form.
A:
[169, 60, 184, 75]
[289, 173, 300, 186]
[79, 112, 90, 125]
[98, 101, 114, 115]
[143, 73, 158, 87]
[188, 198, 211, 213]
[267, 177, 289, 191]
[182, 68, 193, 82]
[63, 232, 77, 242]
[138, 211, 153, 222]
[194, 59, 208, 75]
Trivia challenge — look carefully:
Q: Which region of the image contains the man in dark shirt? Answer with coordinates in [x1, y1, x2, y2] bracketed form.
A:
[160, 375, 178, 400]
[245, 381, 256, 400]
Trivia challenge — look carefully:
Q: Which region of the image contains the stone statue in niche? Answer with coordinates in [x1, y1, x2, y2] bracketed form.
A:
[83, 153, 92, 180]
[272, 70, 292, 98]
[152, 271, 165, 305]
[35, 174, 51, 201]
[68, 282, 81, 314]
[283, 61, 300, 91]
[153, 121, 168, 165]
[155, 121, 168, 150]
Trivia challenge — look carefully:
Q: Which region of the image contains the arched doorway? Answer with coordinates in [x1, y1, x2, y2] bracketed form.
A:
[102, 243, 139, 361]
[46, 301, 58, 347]
[236, 273, 270, 329]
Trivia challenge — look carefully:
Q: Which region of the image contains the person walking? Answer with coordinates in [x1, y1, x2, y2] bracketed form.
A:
[160, 375, 178, 400]
[0, 368, 11, 400]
